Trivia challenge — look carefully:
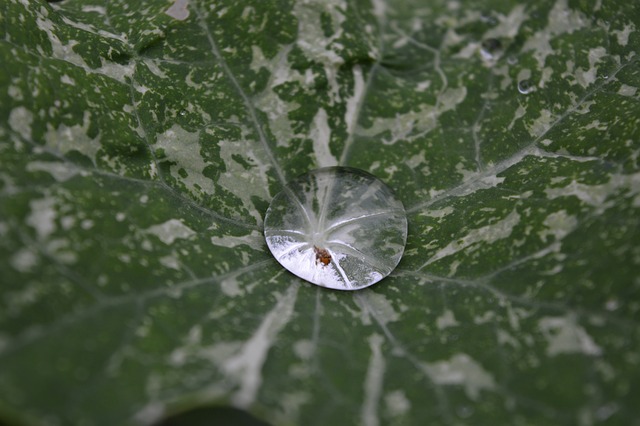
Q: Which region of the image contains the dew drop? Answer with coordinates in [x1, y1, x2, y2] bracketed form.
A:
[517, 79, 534, 94]
[264, 167, 408, 291]
[480, 38, 502, 61]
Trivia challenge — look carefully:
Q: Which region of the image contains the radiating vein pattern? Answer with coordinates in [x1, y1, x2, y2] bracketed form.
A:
[0, 0, 639, 425]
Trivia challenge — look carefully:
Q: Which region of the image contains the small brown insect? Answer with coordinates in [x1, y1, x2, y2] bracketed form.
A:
[314, 246, 331, 266]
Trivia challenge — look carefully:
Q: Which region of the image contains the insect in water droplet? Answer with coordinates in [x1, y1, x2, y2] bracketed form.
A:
[263, 167, 408, 290]
[314, 246, 332, 266]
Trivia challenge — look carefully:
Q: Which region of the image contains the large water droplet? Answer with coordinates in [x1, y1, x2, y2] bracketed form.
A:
[264, 167, 407, 290]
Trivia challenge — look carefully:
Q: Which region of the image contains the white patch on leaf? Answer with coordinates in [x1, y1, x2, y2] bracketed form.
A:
[423, 206, 454, 219]
[7, 85, 23, 101]
[221, 275, 242, 297]
[358, 292, 400, 326]
[8, 106, 33, 140]
[35, 12, 135, 83]
[277, 392, 311, 425]
[311, 108, 337, 167]
[252, 50, 304, 148]
[436, 310, 459, 330]
[214, 126, 271, 224]
[26, 196, 57, 240]
[618, 84, 637, 97]
[45, 111, 101, 163]
[60, 74, 75, 86]
[132, 403, 165, 426]
[146, 219, 196, 245]
[293, 0, 350, 105]
[497, 329, 520, 348]
[422, 353, 496, 400]
[223, 286, 298, 407]
[345, 65, 365, 135]
[575, 47, 607, 88]
[424, 210, 520, 266]
[539, 316, 603, 356]
[545, 172, 640, 210]
[361, 334, 384, 426]
[27, 161, 81, 182]
[81, 5, 106, 14]
[358, 87, 467, 145]
[10, 248, 38, 273]
[522, 0, 587, 69]
[612, 23, 635, 47]
[159, 253, 181, 270]
[156, 124, 212, 196]
[384, 390, 410, 417]
[141, 58, 168, 79]
[165, 0, 190, 21]
[507, 104, 526, 130]
[293, 339, 314, 360]
[483, 4, 527, 40]
[528, 108, 553, 137]
[210, 230, 263, 250]
[539, 210, 578, 241]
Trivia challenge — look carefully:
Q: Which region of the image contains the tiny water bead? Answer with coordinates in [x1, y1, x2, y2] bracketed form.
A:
[517, 79, 534, 94]
[264, 167, 408, 291]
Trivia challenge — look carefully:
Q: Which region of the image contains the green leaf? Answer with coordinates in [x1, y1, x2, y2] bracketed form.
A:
[1, 0, 639, 425]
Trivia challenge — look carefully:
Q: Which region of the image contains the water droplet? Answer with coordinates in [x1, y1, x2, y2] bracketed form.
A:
[507, 55, 518, 65]
[517, 79, 534, 94]
[264, 167, 407, 290]
[480, 38, 502, 60]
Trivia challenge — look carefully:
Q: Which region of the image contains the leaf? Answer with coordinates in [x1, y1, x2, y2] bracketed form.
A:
[1, 0, 639, 425]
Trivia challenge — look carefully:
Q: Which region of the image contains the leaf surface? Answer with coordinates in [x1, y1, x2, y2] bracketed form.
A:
[1, 0, 639, 425]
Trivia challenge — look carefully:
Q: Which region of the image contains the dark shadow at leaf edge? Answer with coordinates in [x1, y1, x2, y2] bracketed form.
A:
[155, 405, 273, 426]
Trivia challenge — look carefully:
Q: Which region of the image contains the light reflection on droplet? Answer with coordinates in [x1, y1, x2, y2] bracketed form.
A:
[264, 167, 408, 291]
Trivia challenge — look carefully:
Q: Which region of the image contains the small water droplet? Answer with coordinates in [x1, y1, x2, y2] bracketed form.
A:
[264, 167, 408, 290]
[480, 38, 502, 60]
[179, 109, 187, 116]
[507, 55, 518, 65]
[517, 79, 534, 94]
